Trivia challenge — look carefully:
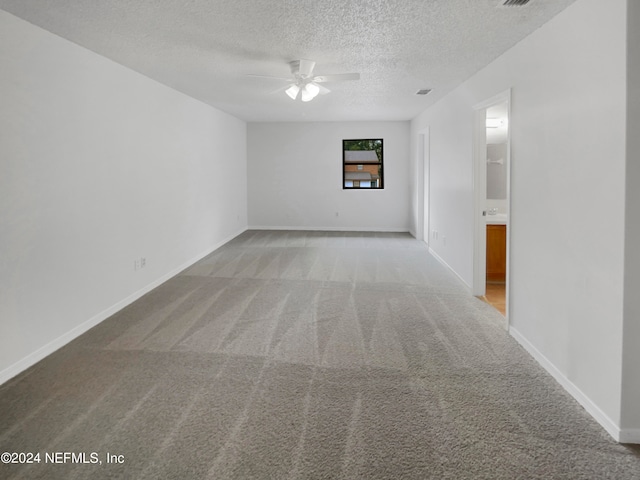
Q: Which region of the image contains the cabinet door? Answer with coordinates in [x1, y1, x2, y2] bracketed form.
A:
[486, 225, 506, 283]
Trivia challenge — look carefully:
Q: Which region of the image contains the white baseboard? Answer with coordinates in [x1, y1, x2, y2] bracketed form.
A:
[248, 225, 409, 233]
[509, 326, 625, 443]
[0, 227, 246, 386]
[428, 247, 472, 293]
[618, 429, 640, 444]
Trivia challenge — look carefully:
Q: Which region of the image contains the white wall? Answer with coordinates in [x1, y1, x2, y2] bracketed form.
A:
[410, 0, 631, 440]
[0, 11, 248, 382]
[248, 122, 410, 231]
[622, 0, 640, 441]
[411, 93, 477, 284]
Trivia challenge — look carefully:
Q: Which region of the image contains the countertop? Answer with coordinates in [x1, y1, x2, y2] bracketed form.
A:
[486, 213, 507, 225]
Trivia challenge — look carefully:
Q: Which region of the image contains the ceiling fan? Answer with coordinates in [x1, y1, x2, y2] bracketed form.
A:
[248, 59, 360, 102]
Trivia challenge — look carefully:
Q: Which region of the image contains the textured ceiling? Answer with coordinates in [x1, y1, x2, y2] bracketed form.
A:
[0, 0, 579, 122]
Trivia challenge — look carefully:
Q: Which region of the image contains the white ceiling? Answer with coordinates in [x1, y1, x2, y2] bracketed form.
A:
[0, 0, 579, 122]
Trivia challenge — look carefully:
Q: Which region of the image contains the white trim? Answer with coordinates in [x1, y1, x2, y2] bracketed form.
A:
[418, 127, 431, 246]
[0, 227, 247, 386]
[619, 429, 640, 444]
[472, 90, 513, 112]
[416, 131, 425, 241]
[472, 89, 511, 331]
[472, 104, 488, 297]
[428, 247, 472, 293]
[248, 225, 410, 233]
[509, 326, 624, 442]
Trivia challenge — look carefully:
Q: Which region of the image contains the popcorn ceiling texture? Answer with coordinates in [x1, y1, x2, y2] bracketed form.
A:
[0, 0, 578, 121]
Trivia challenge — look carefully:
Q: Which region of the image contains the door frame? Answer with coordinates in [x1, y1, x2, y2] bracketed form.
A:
[417, 127, 430, 245]
[472, 89, 511, 327]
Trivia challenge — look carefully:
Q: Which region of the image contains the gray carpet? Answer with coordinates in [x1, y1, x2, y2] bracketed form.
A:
[1, 230, 639, 479]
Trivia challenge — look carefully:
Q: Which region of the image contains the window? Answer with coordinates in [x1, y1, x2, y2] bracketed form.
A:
[343, 139, 383, 189]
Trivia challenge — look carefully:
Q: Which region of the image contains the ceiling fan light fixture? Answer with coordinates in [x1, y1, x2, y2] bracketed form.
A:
[250, 59, 359, 102]
[307, 82, 320, 96]
[301, 82, 320, 102]
[285, 84, 300, 100]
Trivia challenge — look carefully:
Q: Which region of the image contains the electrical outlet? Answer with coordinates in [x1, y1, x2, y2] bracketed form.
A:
[134, 257, 146, 271]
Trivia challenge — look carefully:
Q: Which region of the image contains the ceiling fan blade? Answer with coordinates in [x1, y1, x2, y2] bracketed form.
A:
[296, 59, 316, 78]
[313, 73, 360, 83]
[316, 83, 331, 95]
[269, 84, 292, 94]
[245, 74, 292, 81]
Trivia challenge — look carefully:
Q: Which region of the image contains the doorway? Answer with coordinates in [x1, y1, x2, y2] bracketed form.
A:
[473, 91, 511, 326]
[418, 128, 430, 245]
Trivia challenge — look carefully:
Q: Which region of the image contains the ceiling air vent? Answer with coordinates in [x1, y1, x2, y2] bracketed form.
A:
[416, 89, 432, 96]
[502, 0, 531, 5]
